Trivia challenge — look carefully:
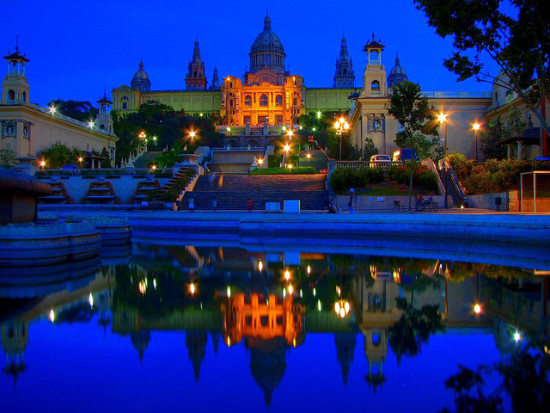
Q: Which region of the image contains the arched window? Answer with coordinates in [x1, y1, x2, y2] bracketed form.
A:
[245, 95, 252, 106]
[275, 95, 283, 107]
[8, 90, 15, 101]
[22, 91, 26, 102]
[371, 80, 380, 91]
[260, 94, 268, 107]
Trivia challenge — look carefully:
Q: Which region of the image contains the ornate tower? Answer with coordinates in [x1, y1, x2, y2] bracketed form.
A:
[387, 54, 408, 88]
[186, 40, 207, 90]
[1, 42, 30, 105]
[361, 34, 387, 97]
[131, 60, 151, 93]
[210, 66, 220, 90]
[95, 93, 114, 134]
[333, 36, 355, 88]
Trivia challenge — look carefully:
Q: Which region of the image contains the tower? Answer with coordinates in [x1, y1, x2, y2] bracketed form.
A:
[131, 60, 151, 93]
[333, 36, 355, 88]
[387, 54, 408, 88]
[210, 66, 220, 90]
[95, 93, 114, 134]
[185, 40, 207, 90]
[1, 42, 30, 105]
[361, 34, 387, 97]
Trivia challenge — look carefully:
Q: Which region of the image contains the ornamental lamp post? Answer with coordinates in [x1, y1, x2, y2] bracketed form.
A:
[334, 117, 349, 161]
[472, 122, 480, 162]
[438, 112, 449, 208]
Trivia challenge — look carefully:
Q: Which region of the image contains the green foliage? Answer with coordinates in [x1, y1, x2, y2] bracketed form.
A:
[330, 167, 384, 192]
[112, 101, 221, 166]
[249, 166, 316, 175]
[480, 117, 507, 160]
[449, 153, 550, 194]
[389, 163, 438, 190]
[0, 149, 16, 167]
[39, 142, 84, 169]
[47, 99, 97, 122]
[161, 168, 196, 201]
[386, 81, 441, 160]
[414, 0, 550, 136]
[267, 154, 281, 168]
[154, 142, 184, 168]
[363, 137, 378, 160]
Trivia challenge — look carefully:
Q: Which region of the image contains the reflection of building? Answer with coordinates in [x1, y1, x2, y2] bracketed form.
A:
[186, 331, 207, 382]
[1, 320, 29, 380]
[0, 44, 118, 165]
[334, 332, 357, 384]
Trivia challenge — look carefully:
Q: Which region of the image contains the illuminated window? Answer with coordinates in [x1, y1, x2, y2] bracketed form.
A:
[260, 94, 268, 107]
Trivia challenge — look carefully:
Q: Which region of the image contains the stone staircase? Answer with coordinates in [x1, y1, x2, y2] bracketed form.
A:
[152, 167, 195, 201]
[39, 179, 69, 204]
[85, 179, 116, 204]
[179, 174, 329, 211]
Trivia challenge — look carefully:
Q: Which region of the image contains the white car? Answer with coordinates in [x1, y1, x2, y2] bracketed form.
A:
[369, 154, 392, 167]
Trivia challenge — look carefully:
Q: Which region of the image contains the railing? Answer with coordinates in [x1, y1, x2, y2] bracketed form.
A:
[422, 159, 445, 195]
[36, 168, 173, 178]
[438, 158, 468, 206]
[333, 160, 401, 168]
[421, 91, 492, 99]
[31, 104, 112, 136]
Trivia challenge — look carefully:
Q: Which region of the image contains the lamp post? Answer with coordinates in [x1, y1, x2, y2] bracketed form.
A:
[40, 160, 45, 171]
[78, 156, 83, 168]
[334, 117, 349, 161]
[472, 122, 480, 162]
[438, 112, 449, 208]
[138, 131, 147, 152]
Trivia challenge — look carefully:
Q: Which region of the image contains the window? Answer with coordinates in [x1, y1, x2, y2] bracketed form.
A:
[275, 95, 283, 107]
[260, 94, 268, 107]
[22, 91, 26, 102]
[276, 116, 283, 125]
[8, 90, 15, 101]
[122, 102, 128, 109]
[371, 80, 380, 91]
[245, 95, 252, 106]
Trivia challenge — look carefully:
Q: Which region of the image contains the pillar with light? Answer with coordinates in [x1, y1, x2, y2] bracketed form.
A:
[334, 117, 349, 161]
[438, 112, 449, 208]
[472, 122, 480, 162]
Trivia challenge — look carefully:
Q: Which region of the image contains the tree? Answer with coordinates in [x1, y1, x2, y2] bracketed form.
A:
[39, 142, 83, 169]
[415, 0, 550, 137]
[363, 137, 378, 161]
[47, 99, 97, 122]
[386, 80, 441, 159]
[480, 117, 507, 160]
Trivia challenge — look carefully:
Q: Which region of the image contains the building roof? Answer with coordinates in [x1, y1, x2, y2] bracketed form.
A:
[250, 15, 285, 54]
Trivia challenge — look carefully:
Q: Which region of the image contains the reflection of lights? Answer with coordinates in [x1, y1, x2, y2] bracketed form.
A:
[153, 279, 157, 289]
[334, 300, 351, 318]
[307, 265, 311, 275]
[299, 289, 303, 297]
[226, 336, 231, 346]
[284, 270, 290, 281]
[474, 303, 482, 314]
[288, 285, 294, 295]
[317, 300, 322, 311]
[138, 280, 147, 295]
[393, 270, 401, 284]
[283, 288, 287, 298]
[336, 286, 341, 296]
[313, 287, 316, 297]
[514, 331, 521, 342]
[189, 282, 196, 295]
[258, 259, 263, 272]
[226, 285, 231, 298]
[49, 310, 55, 322]
[293, 337, 297, 347]
[88, 293, 94, 308]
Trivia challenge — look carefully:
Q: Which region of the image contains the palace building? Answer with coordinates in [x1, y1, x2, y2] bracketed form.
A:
[0, 44, 118, 166]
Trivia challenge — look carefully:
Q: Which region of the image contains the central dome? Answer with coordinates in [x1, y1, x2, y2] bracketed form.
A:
[249, 15, 286, 74]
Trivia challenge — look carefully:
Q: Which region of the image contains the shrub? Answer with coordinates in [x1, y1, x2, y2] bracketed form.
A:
[250, 167, 315, 175]
[330, 167, 384, 192]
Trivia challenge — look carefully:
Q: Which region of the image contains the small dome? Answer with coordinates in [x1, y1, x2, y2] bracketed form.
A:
[250, 15, 285, 54]
[387, 55, 408, 88]
[131, 60, 151, 92]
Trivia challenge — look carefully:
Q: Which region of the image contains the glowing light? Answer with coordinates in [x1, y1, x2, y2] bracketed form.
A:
[514, 331, 521, 342]
[284, 270, 291, 281]
[227, 127, 231, 132]
[49, 309, 55, 322]
[88, 293, 94, 308]
[189, 282, 196, 295]
[472, 122, 480, 131]
[283, 144, 290, 152]
[336, 286, 341, 296]
[151, 165, 157, 171]
[313, 287, 316, 297]
[226, 285, 231, 298]
[317, 300, 322, 311]
[258, 259, 263, 272]
[40, 160, 46, 169]
[306, 153, 311, 159]
[78, 156, 83, 164]
[226, 336, 231, 346]
[257, 158, 264, 165]
[474, 303, 482, 314]
[312, 127, 316, 132]
[335, 302, 341, 313]
[300, 289, 303, 297]
[438, 112, 447, 124]
[307, 265, 311, 275]
[287, 164, 293, 170]
[88, 120, 95, 129]
[153, 279, 157, 289]
[48, 106, 57, 115]
[288, 285, 294, 295]
[283, 288, 287, 298]
[287, 129, 293, 137]
[138, 280, 147, 295]
[189, 131, 196, 139]
[316, 111, 321, 119]
[293, 338, 297, 347]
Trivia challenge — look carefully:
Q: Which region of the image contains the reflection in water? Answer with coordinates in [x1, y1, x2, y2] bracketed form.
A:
[1, 242, 549, 411]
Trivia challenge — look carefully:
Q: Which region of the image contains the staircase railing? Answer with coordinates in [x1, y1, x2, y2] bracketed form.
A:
[438, 158, 468, 207]
[422, 158, 445, 195]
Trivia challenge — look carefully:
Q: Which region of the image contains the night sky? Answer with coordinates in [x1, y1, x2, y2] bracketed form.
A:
[2, 0, 501, 107]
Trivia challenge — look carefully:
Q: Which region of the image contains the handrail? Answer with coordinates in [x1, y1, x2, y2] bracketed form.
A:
[422, 159, 445, 195]
[438, 158, 467, 206]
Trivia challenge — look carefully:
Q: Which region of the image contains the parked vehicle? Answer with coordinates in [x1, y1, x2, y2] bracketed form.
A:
[369, 154, 392, 168]
[392, 149, 418, 163]
[415, 196, 439, 211]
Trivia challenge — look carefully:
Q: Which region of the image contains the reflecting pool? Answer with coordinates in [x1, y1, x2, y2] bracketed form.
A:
[1, 239, 549, 412]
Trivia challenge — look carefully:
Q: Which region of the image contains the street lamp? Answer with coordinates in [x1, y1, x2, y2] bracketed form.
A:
[138, 131, 147, 152]
[78, 156, 83, 168]
[334, 117, 349, 161]
[472, 122, 480, 162]
[40, 160, 45, 171]
[438, 112, 448, 158]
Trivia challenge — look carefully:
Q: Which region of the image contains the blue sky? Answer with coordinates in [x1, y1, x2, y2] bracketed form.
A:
[1, 0, 500, 107]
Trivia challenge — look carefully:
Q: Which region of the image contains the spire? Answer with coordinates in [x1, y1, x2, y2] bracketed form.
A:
[193, 39, 202, 62]
[387, 53, 408, 88]
[186, 39, 207, 90]
[210, 66, 220, 90]
[334, 36, 355, 88]
[264, 12, 271, 30]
